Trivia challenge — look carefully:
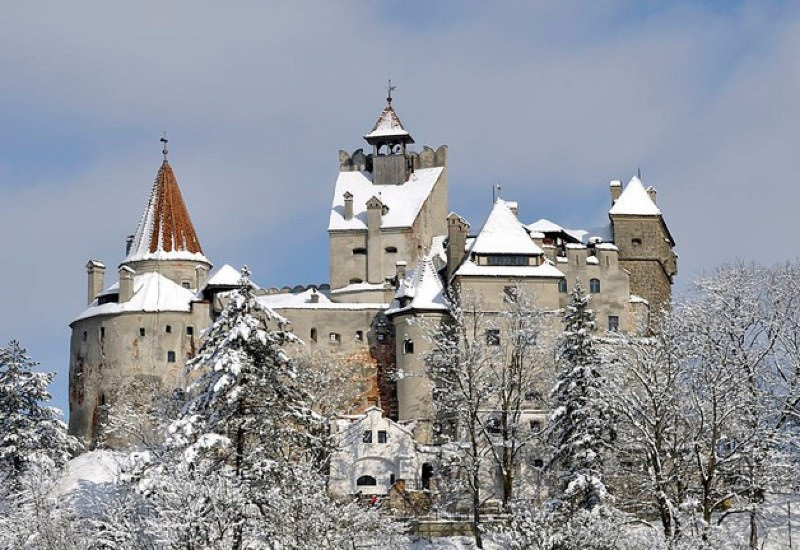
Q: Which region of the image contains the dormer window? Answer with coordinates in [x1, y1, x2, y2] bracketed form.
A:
[485, 255, 529, 267]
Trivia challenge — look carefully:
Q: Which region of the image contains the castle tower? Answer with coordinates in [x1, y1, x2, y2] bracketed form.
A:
[328, 90, 448, 303]
[68, 146, 213, 446]
[609, 175, 677, 313]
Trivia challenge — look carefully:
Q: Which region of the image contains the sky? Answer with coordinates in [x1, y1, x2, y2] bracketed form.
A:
[1, 1, 799, 415]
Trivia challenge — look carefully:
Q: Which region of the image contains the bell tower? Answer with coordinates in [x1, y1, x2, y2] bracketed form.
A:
[363, 81, 415, 185]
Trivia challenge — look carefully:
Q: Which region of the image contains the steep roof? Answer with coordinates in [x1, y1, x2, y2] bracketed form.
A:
[609, 175, 661, 216]
[471, 199, 543, 255]
[328, 167, 444, 231]
[388, 255, 448, 315]
[205, 264, 242, 287]
[364, 104, 412, 141]
[125, 160, 209, 263]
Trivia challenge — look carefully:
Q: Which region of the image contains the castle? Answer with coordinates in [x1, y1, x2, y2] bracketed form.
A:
[68, 94, 677, 492]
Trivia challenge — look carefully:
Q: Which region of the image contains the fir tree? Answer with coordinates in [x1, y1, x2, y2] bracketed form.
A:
[0, 340, 76, 485]
[548, 280, 615, 513]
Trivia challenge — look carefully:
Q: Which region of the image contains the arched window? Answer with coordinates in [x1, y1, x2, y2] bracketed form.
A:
[558, 279, 567, 293]
[310, 328, 317, 343]
[421, 463, 434, 490]
[589, 278, 601, 293]
[356, 475, 377, 486]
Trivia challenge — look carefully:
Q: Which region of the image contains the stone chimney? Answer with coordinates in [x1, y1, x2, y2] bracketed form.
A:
[647, 186, 657, 204]
[195, 265, 208, 290]
[343, 191, 354, 221]
[446, 212, 470, 281]
[395, 260, 407, 283]
[86, 260, 106, 305]
[366, 196, 385, 284]
[119, 265, 135, 303]
[610, 180, 622, 204]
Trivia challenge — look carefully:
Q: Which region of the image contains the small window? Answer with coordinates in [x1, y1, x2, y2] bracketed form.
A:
[356, 475, 377, 486]
[377, 333, 386, 342]
[389, 474, 396, 485]
[352, 248, 367, 255]
[403, 339, 414, 354]
[100, 327, 105, 339]
[181, 281, 191, 289]
[589, 279, 601, 293]
[310, 328, 318, 343]
[329, 332, 341, 344]
[486, 417, 502, 434]
[503, 286, 518, 303]
[362, 430, 373, 444]
[529, 420, 542, 431]
[632, 237, 642, 247]
[355, 330, 364, 342]
[608, 315, 620, 332]
[186, 326, 194, 336]
[167, 351, 176, 363]
[558, 279, 567, 293]
[385, 246, 398, 253]
[349, 278, 363, 284]
[82, 331, 87, 342]
[486, 329, 501, 346]
[532, 459, 544, 468]
[378, 430, 388, 443]
[165, 325, 172, 334]
[139, 327, 146, 337]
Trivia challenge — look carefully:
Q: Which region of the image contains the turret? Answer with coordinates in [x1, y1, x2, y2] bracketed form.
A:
[363, 86, 415, 185]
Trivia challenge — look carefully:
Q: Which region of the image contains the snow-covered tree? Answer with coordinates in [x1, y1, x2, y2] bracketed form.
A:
[0, 340, 77, 487]
[547, 280, 615, 514]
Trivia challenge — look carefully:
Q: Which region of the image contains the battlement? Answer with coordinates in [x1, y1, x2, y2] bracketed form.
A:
[338, 145, 447, 174]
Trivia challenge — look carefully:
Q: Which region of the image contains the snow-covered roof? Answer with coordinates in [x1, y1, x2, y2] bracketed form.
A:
[363, 104, 411, 140]
[258, 288, 333, 307]
[205, 264, 242, 287]
[53, 450, 122, 497]
[609, 175, 661, 216]
[455, 259, 565, 279]
[471, 199, 543, 256]
[73, 272, 197, 322]
[328, 167, 444, 231]
[526, 218, 583, 242]
[330, 282, 388, 295]
[388, 256, 448, 315]
[125, 160, 211, 264]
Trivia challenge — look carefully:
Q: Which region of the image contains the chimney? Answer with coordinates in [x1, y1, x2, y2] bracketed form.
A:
[86, 260, 106, 305]
[446, 213, 470, 281]
[125, 234, 135, 256]
[610, 180, 622, 204]
[396, 260, 407, 283]
[119, 265, 135, 303]
[646, 186, 657, 204]
[366, 196, 384, 284]
[507, 201, 519, 218]
[310, 289, 319, 304]
[343, 191, 354, 221]
[195, 265, 208, 290]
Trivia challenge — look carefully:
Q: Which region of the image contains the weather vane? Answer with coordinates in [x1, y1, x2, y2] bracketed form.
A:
[160, 132, 168, 160]
[386, 79, 396, 104]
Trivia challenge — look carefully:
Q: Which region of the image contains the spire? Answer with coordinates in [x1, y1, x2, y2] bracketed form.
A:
[125, 150, 208, 263]
[364, 82, 414, 144]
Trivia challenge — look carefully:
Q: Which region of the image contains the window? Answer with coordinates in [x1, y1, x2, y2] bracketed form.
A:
[532, 459, 544, 468]
[377, 333, 386, 342]
[329, 332, 341, 344]
[165, 325, 172, 333]
[486, 417, 502, 434]
[355, 330, 364, 342]
[310, 328, 318, 343]
[100, 327, 105, 339]
[486, 329, 501, 346]
[186, 326, 194, 336]
[403, 339, 414, 354]
[167, 351, 176, 363]
[608, 315, 620, 332]
[362, 430, 373, 443]
[503, 286, 518, 303]
[632, 237, 642, 247]
[389, 474, 396, 485]
[352, 248, 367, 255]
[139, 327, 146, 337]
[385, 246, 398, 253]
[356, 475, 377, 486]
[421, 463, 433, 489]
[82, 331, 87, 342]
[486, 255, 528, 266]
[377, 430, 388, 443]
[529, 420, 542, 432]
[558, 279, 568, 293]
[181, 281, 191, 289]
[589, 278, 600, 293]
[349, 278, 363, 284]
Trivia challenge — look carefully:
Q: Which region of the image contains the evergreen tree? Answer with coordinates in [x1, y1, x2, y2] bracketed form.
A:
[0, 340, 76, 485]
[547, 281, 615, 513]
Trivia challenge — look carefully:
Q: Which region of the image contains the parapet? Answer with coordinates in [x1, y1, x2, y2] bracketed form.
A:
[339, 145, 447, 173]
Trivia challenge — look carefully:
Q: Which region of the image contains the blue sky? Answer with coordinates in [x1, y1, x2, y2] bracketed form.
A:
[1, 1, 799, 415]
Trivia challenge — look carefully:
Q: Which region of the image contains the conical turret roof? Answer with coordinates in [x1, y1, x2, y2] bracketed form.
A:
[125, 160, 209, 263]
[364, 102, 414, 143]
